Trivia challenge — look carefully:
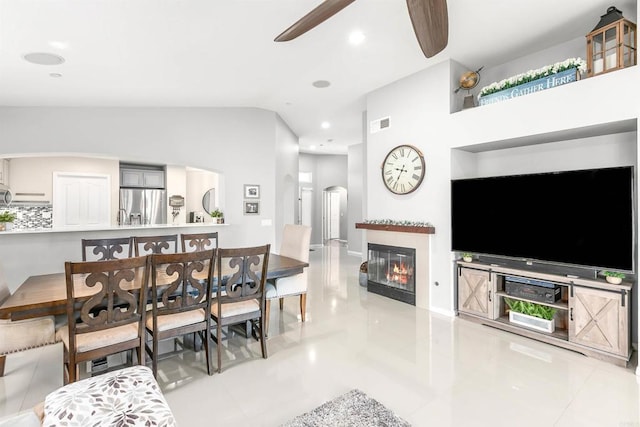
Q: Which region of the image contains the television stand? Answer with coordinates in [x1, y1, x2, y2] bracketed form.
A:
[456, 260, 632, 367]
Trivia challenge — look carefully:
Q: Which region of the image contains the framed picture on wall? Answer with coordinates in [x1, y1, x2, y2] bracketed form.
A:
[244, 201, 260, 215]
[244, 184, 260, 199]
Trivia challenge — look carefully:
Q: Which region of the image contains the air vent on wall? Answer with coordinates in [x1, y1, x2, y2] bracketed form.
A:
[369, 116, 390, 134]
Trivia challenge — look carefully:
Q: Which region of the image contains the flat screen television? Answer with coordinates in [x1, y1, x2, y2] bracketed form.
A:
[451, 166, 634, 272]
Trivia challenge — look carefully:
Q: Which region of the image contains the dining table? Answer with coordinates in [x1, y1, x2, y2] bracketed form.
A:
[0, 253, 308, 376]
[0, 253, 309, 321]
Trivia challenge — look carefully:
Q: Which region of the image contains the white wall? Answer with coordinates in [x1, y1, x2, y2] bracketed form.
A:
[166, 164, 187, 224]
[347, 143, 364, 256]
[275, 115, 299, 252]
[0, 107, 282, 248]
[367, 60, 454, 314]
[366, 45, 639, 326]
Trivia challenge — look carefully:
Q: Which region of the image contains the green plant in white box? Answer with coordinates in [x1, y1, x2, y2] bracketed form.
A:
[505, 298, 556, 333]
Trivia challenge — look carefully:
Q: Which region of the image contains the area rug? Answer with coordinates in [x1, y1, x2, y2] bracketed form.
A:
[282, 389, 411, 427]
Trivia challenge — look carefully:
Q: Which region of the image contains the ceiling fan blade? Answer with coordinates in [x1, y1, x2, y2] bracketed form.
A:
[406, 0, 448, 58]
[274, 0, 357, 42]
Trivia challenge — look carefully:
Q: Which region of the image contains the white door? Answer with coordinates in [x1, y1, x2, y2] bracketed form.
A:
[329, 191, 340, 239]
[300, 187, 313, 226]
[53, 173, 110, 227]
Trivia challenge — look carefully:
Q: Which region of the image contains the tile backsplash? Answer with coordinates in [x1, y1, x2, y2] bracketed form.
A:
[3, 205, 53, 229]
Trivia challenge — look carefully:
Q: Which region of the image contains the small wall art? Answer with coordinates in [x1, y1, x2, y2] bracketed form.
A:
[244, 184, 260, 199]
[244, 201, 260, 215]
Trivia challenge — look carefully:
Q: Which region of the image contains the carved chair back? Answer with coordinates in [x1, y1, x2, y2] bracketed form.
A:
[180, 232, 219, 253]
[81, 237, 133, 261]
[133, 234, 178, 256]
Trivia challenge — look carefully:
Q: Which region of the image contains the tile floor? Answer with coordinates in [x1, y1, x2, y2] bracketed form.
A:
[1, 242, 639, 426]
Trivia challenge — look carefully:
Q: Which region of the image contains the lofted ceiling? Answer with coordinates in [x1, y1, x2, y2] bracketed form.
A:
[0, 0, 635, 154]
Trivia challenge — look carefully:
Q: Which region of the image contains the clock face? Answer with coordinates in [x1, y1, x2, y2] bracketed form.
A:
[381, 145, 425, 195]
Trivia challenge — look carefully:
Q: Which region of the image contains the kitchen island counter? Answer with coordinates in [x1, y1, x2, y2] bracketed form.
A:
[0, 222, 228, 235]
[0, 222, 236, 292]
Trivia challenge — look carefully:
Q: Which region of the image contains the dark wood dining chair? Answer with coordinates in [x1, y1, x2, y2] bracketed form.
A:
[181, 232, 219, 253]
[211, 244, 270, 373]
[81, 237, 133, 261]
[61, 256, 149, 384]
[133, 234, 178, 256]
[146, 249, 215, 378]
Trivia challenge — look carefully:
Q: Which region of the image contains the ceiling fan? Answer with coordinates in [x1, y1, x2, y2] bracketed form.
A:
[274, 0, 448, 58]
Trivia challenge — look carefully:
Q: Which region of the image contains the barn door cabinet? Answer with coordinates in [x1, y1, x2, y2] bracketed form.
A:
[457, 266, 493, 318]
[455, 261, 632, 366]
[569, 284, 629, 357]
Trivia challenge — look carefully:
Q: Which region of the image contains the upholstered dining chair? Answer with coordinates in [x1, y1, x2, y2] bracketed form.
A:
[133, 234, 178, 256]
[60, 256, 149, 384]
[265, 224, 311, 334]
[81, 237, 133, 261]
[211, 245, 270, 373]
[146, 249, 215, 378]
[0, 263, 57, 377]
[180, 232, 219, 253]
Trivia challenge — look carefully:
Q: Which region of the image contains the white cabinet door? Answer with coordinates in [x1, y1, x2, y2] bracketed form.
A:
[53, 173, 110, 227]
[0, 159, 8, 186]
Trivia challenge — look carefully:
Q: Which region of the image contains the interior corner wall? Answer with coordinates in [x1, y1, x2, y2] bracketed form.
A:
[0, 107, 280, 248]
[275, 114, 300, 251]
[366, 60, 454, 313]
[347, 143, 364, 255]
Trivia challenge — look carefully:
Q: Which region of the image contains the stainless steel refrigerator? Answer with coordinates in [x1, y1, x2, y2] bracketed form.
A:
[119, 189, 166, 225]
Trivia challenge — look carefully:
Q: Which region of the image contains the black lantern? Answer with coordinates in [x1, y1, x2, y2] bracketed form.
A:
[586, 6, 636, 77]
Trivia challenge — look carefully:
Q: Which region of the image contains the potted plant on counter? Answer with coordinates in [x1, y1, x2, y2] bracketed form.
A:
[210, 209, 224, 224]
[0, 211, 16, 232]
[461, 252, 473, 262]
[505, 298, 556, 333]
[601, 270, 625, 285]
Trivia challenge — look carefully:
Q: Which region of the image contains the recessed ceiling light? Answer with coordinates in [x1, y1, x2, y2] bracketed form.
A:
[23, 52, 65, 65]
[327, 139, 333, 142]
[321, 121, 331, 129]
[49, 73, 62, 78]
[349, 31, 365, 45]
[312, 80, 331, 88]
[48, 41, 69, 50]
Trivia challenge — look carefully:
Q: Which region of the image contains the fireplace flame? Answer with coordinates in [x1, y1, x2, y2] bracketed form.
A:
[386, 261, 412, 285]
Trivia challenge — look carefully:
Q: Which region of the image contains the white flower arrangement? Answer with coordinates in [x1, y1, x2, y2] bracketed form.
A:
[479, 57, 587, 98]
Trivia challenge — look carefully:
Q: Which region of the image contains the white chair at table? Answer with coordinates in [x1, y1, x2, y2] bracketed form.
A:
[0, 263, 57, 377]
[264, 224, 311, 335]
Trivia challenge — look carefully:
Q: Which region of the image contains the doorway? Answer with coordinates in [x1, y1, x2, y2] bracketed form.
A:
[322, 186, 347, 244]
[299, 187, 313, 227]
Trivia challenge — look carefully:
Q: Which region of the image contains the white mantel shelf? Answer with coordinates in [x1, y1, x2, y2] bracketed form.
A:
[355, 223, 435, 234]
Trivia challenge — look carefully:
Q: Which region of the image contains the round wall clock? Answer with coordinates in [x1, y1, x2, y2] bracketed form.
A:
[381, 144, 425, 195]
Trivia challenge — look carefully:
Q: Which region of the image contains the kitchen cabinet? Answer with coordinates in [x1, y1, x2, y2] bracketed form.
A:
[120, 168, 165, 189]
[0, 159, 9, 186]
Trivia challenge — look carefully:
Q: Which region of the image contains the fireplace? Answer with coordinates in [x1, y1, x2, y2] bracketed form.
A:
[367, 243, 416, 305]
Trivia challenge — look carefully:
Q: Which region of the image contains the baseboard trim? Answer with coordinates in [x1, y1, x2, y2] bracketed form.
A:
[310, 244, 323, 249]
[347, 250, 362, 257]
[429, 306, 456, 317]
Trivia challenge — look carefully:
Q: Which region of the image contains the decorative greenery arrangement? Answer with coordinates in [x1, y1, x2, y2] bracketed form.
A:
[479, 57, 587, 98]
[363, 219, 433, 228]
[504, 298, 556, 321]
[210, 209, 223, 218]
[0, 211, 16, 223]
[602, 271, 625, 279]
[462, 252, 473, 259]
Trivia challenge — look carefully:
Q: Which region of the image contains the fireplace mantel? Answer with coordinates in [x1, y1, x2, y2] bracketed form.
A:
[355, 223, 435, 234]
